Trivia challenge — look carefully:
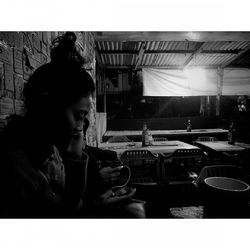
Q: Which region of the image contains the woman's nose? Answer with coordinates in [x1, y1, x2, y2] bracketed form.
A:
[75, 120, 84, 130]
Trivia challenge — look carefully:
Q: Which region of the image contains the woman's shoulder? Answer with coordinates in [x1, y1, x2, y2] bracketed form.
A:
[0, 116, 44, 180]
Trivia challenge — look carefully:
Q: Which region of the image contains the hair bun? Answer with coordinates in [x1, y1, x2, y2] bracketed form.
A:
[63, 32, 77, 44]
[51, 32, 85, 67]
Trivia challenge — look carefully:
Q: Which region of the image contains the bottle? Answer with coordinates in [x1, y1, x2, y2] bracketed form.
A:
[148, 132, 153, 146]
[228, 122, 235, 144]
[187, 120, 192, 132]
[142, 122, 149, 146]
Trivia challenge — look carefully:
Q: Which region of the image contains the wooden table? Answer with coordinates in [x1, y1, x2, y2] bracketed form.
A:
[194, 141, 248, 153]
[194, 140, 250, 165]
[99, 140, 199, 157]
[235, 142, 250, 149]
[103, 128, 228, 143]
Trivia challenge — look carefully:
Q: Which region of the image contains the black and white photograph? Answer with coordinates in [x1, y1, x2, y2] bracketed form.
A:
[1, 1, 250, 249]
[1, 31, 250, 219]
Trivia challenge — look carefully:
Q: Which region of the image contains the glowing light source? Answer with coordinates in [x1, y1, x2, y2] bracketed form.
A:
[184, 68, 209, 95]
[187, 32, 201, 41]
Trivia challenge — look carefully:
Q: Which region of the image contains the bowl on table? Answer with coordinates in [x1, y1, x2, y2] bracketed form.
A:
[203, 177, 250, 217]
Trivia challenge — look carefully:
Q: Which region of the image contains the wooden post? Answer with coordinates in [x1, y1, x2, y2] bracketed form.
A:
[216, 95, 220, 116]
[103, 69, 107, 113]
[216, 67, 223, 116]
[200, 96, 206, 116]
[206, 96, 211, 116]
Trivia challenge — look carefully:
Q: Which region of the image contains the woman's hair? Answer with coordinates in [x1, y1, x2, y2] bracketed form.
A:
[24, 32, 95, 115]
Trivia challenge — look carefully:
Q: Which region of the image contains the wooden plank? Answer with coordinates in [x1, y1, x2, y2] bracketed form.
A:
[183, 42, 205, 67]
[94, 32, 250, 42]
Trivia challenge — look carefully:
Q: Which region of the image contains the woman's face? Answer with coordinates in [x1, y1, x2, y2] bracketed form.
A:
[64, 95, 92, 137]
[54, 95, 92, 146]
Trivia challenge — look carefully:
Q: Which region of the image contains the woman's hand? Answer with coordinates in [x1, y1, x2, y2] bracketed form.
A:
[96, 188, 136, 206]
[99, 166, 123, 182]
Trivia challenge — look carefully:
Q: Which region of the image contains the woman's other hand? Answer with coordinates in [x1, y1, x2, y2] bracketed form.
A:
[99, 166, 123, 182]
[96, 188, 136, 206]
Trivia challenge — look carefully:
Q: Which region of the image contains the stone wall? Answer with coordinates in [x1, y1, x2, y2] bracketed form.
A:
[0, 31, 97, 146]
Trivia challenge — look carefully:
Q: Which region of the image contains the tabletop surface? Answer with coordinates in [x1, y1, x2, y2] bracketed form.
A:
[194, 141, 249, 152]
[104, 128, 228, 137]
[99, 140, 199, 156]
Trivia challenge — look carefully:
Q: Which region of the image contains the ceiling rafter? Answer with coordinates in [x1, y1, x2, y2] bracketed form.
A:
[183, 42, 205, 67]
[221, 43, 250, 68]
[97, 49, 241, 55]
[95, 46, 104, 67]
[104, 65, 217, 70]
[135, 42, 146, 70]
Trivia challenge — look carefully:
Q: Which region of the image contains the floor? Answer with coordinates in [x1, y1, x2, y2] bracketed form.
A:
[133, 182, 250, 218]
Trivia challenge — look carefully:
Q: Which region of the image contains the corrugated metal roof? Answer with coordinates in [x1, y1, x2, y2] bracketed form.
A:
[145, 41, 197, 51]
[95, 39, 250, 68]
[202, 41, 250, 50]
[141, 53, 191, 66]
[189, 53, 236, 66]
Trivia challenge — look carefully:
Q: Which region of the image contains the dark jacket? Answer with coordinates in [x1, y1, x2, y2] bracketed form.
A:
[0, 116, 88, 218]
[0, 116, 145, 218]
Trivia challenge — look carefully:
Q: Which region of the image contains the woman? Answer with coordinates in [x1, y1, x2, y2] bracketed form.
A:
[0, 32, 136, 217]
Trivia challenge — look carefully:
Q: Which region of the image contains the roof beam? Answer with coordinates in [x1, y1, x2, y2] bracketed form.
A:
[135, 42, 146, 70]
[94, 32, 250, 42]
[201, 50, 240, 54]
[183, 42, 205, 67]
[97, 49, 241, 55]
[104, 65, 133, 69]
[104, 65, 217, 70]
[98, 50, 137, 54]
[221, 44, 250, 68]
[227, 64, 250, 68]
[95, 47, 104, 67]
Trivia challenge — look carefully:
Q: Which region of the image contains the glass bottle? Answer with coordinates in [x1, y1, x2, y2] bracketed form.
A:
[142, 122, 149, 146]
[187, 119, 192, 132]
[148, 132, 153, 146]
[228, 122, 235, 144]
